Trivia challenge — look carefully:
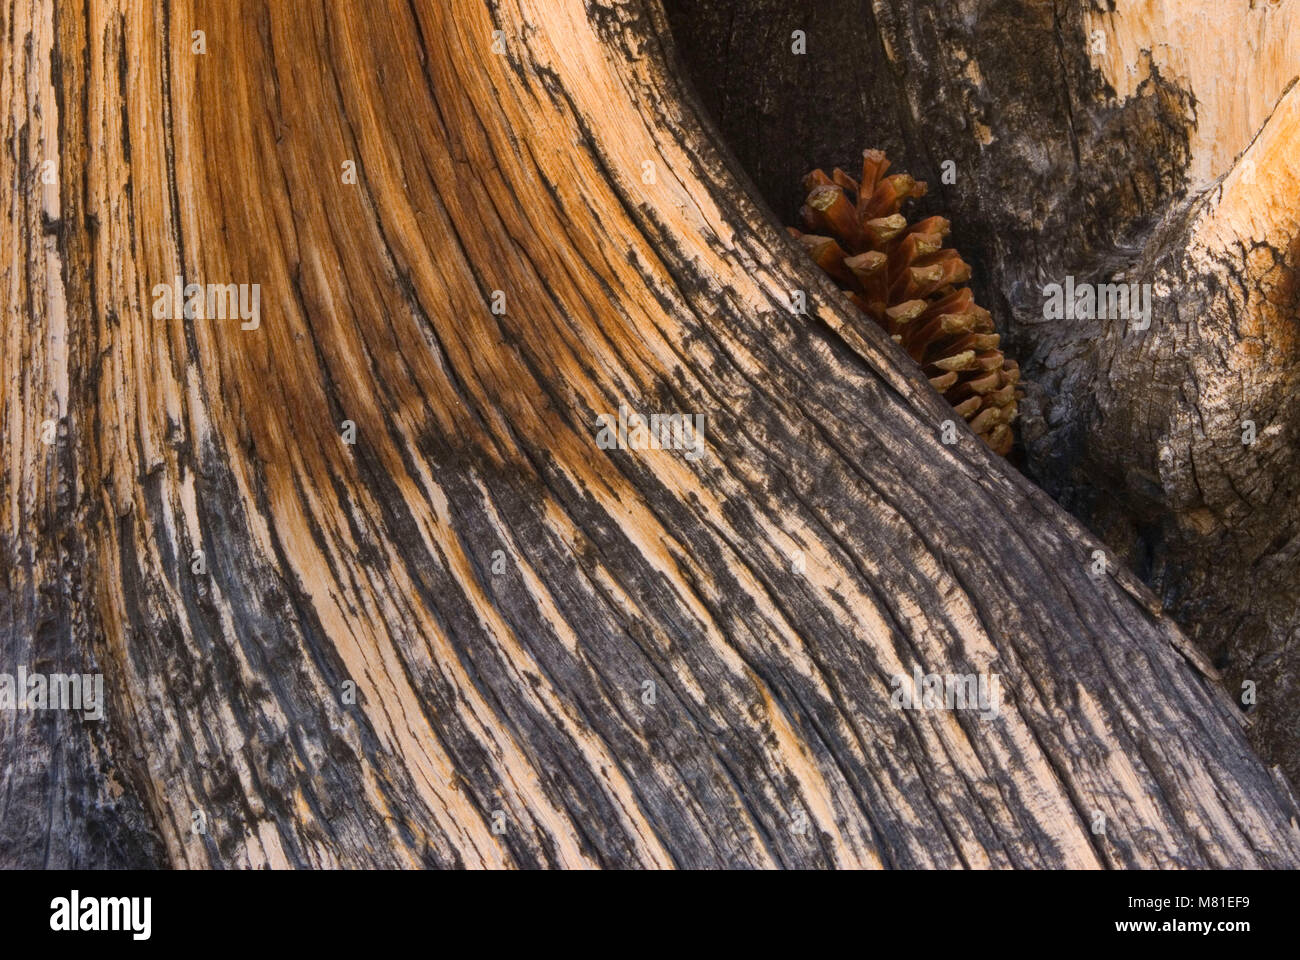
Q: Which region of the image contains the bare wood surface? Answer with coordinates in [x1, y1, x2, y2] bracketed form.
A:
[664, 0, 1300, 792]
[3, 0, 1300, 868]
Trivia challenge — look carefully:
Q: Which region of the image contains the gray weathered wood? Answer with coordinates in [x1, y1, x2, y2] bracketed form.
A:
[664, 0, 1300, 794]
[2, 0, 1298, 868]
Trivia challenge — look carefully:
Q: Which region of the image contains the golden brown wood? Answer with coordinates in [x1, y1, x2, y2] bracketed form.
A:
[3, 0, 1299, 868]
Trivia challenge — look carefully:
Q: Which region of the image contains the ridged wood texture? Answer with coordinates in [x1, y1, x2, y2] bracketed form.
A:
[662, 0, 1300, 794]
[3, 0, 1300, 867]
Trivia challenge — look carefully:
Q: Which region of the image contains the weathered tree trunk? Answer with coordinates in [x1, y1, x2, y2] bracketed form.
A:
[3, 0, 1299, 868]
[664, 0, 1300, 791]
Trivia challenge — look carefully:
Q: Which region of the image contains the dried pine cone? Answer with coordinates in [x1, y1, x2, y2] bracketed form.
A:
[789, 149, 1019, 456]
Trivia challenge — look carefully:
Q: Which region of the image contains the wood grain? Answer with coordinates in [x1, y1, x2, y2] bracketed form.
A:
[3, 0, 1299, 868]
[665, 0, 1300, 802]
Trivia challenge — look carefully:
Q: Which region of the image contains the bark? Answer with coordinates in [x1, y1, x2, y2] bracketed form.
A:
[663, 0, 1300, 790]
[2, 0, 1299, 868]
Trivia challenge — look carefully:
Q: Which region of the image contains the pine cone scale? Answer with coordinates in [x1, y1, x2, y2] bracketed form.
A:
[789, 149, 1020, 456]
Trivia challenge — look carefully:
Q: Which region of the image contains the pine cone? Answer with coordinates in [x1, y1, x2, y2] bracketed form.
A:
[789, 149, 1019, 456]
